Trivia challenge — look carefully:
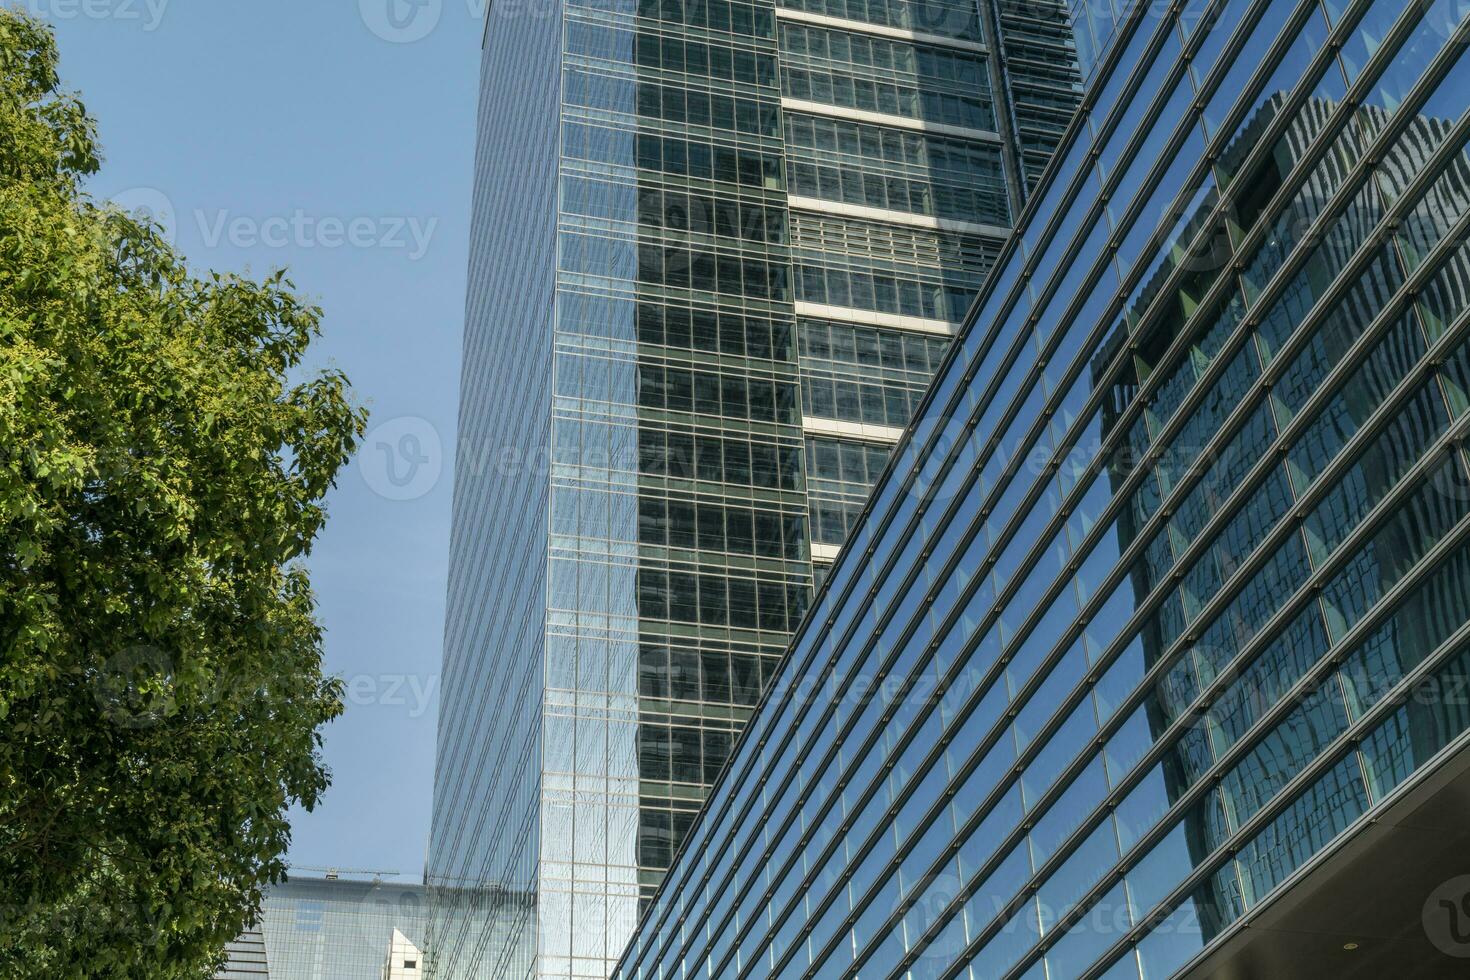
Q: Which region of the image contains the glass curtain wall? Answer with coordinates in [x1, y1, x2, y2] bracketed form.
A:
[613, 3, 1470, 980]
[431, 0, 1081, 976]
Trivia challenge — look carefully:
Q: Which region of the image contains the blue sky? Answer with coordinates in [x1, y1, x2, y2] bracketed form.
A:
[44, 0, 483, 879]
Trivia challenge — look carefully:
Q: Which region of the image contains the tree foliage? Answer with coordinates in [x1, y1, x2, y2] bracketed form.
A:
[0, 11, 366, 976]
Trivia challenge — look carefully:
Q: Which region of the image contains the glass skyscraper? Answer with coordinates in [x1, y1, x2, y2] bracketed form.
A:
[428, 0, 1080, 977]
[614, 1, 1470, 979]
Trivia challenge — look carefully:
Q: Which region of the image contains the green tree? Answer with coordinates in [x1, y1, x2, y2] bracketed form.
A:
[0, 11, 366, 977]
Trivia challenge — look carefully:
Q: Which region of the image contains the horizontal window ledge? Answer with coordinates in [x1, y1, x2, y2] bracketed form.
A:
[773, 6, 987, 54]
[810, 542, 842, 562]
[801, 415, 905, 443]
[793, 300, 955, 335]
[779, 97, 1001, 143]
[786, 194, 1010, 238]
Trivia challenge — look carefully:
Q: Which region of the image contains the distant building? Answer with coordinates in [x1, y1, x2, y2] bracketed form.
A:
[214, 873, 426, 979]
[383, 929, 425, 980]
[215, 927, 269, 979]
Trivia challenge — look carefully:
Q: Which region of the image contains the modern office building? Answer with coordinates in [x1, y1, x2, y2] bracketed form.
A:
[215, 928, 270, 979]
[213, 874, 428, 980]
[385, 930, 428, 979]
[428, 0, 1080, 977]
[614, 1, 1470, 979]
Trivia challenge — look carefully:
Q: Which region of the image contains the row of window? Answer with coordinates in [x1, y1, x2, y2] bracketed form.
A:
[632, 129, 785, 190]
[637, 495, 809, 560]
[638, 804, 706, 871]
[806, 438, 890, 546]
[806, 435, 891, 487]
[783, 66, 994, 132]
[634, 184, 790, 245]
[638, 425, 805, 490]
[564, 67, 784, 139]
[780, 21, 990, 89]
[639, 240, 793, 300]
[789, 216, 996, 324]
[637, 360, 802, 424]
[634, 0, 777, 39]
[556, 288, 797, 362]
[801, 371, 926, 428]
[777, 0, 982, 43]
[810, 497, 869, 546]
[636, 567, 812, 631]
[637, 722, 735, 794]
[799, 316, 949, 379]
[564, 174, 790, 250]
[787, 158, 1009, 227]
[630, 26, 779, 87]
[785, 112, 997, 179]
[551, 339, 659, 413]
[637, 641, 776, 706]
[632, 299, 799, 361]
[792, 210, 999, 277]
[794, 261, 974, 323]
[637, 76, 785, 137]
[785, 112, 1011, 225]
[563, 121, 784, 191]
[547, 482, 640, 544]
[562, 230, 795, 301]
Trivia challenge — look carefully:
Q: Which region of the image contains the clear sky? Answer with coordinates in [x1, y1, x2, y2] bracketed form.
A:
[42, 0, 483, 879]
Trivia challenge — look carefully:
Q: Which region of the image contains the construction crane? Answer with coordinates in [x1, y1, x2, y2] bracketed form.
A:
[287, 864, 401, 883]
